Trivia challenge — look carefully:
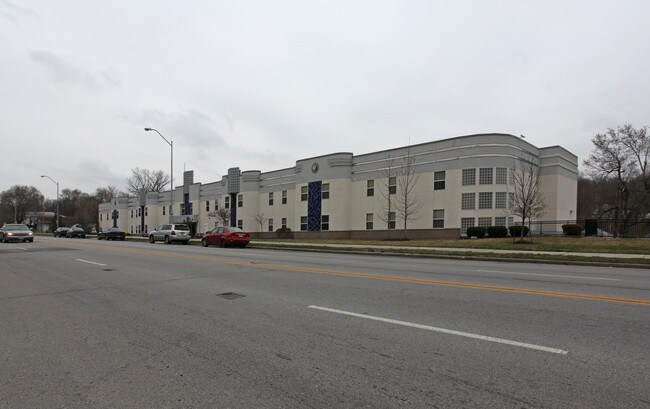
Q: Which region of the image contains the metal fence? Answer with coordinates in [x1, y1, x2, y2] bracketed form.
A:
[523, 219, 650, 238]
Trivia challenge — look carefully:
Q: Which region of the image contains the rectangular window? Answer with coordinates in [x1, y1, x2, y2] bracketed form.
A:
[433, 209, 444, 228]
[461, 193, 475, 210]
[389, 176, 397, 194]
[479, 168, 493, 185]
[322, 183, 330, 200]
[367, 180, 374, 196]
[434, 171, 446, 190]
[507, 216, 514, 226]
[237, 219, 243, 230]
[237, 194, 243, 208]
[462, 168, 476, 186]
[282, 190, 287, 204]
[180, 203, 185, 214]
[145, 225, 148, 234]
[206, 201, 210, 212]
[494, 216, 506, 226]
[116, 211, 119, 219]
[300, 216, 308, 231]
[321, 215, 329, 231]
[268, 218, 274, 232]
[301, 186, 308, 201]
[478, 192, 493, 209]
[495, 192, 507, 209]
[145, 207, 148, 216]
[268, 192, 274, 206]
[100, 214, 102, 221]
[225, 196, 230, 209]
[508, 192, 515, 210]
[281, 217, 287, 229]
[131, 210, 133, 218]
[163, 206, 166, 216]
[130, 226, 133, 234]
[388, 211, 396, 230]
[366, 213, 373, 230]
[461, 217, 475, 235]
[496, 168, 508, 184]
[478, 217, 492, 227]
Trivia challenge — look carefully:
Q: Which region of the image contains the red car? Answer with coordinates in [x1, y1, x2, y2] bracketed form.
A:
[201, 226, 250, 248]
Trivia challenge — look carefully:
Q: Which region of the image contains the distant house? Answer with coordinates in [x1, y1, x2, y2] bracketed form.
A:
[23, 211, 56, 232]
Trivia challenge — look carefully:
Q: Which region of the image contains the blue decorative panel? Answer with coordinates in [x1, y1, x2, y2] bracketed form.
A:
[308, 181, 322, 231]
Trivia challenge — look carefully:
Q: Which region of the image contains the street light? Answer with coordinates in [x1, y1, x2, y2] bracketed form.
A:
[40, 175, 59, 229]
[144, 127, 173, 223]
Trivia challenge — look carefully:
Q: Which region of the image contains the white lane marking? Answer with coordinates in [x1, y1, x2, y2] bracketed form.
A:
[16, 247, 29, 251]
[75, 259, 107, 267]
[309, 305, 568, 355]
[476, 269, 621, 281]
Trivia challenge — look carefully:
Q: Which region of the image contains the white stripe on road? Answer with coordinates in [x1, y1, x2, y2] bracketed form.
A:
[308, 305, 568, 355]
[16, 247, 29, 251]
[75, 259, 107, 267]
[476, 269, 621, 281]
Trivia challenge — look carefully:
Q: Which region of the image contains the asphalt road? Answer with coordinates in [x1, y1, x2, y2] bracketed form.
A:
[1, 236, 649, 409]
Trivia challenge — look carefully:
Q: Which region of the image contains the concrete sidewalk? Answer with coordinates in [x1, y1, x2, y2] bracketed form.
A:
[251, 241, 650, 260]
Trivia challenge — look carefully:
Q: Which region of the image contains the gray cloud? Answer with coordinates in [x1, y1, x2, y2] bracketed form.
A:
[30, 50, 120, 89]
[1, 0, 38, 23]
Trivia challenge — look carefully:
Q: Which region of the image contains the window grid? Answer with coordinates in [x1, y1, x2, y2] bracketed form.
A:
[268, 192, 274, 206]
[462, 169, 476, 186]
[478, 217, 492, 227]
[478, 192, 493, 209]
[282, 190, 287, 204]
[301, 186, 308, 201]
[225, 196, 230, 209]
[479, 168, 493, 185]
[494, 217, 506, 226]
[495, 192, 507, 209]
[322, 183, 330, 200]
[496, 168, 508, 184]
[268, 218, 274, 232]
[461, 193, 475, 210]
[237, 194, 243, 208]
[321, 215, 329, 231]
[434, 171, 446, 190]
[366, 213, 373, 230]
[433, 209, 444, 228]
[367, 180, 374, 196]
[300, 216, 307, 231]
[461, 217, 475, 235]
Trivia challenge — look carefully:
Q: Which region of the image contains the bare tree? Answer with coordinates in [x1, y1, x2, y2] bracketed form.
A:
[583, 124, 649, 234]
[254, 213, 267, 232]
[377, 154, 396, 237]
[95, 186, 126, 204]
[126, 168, 170, 196]
[394, 145, 423, 238]
[209, 207, 231, 227]
[0, 185, 43, 224]
[509, 162, 546, 243]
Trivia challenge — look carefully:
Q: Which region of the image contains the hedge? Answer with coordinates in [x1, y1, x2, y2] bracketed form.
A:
[487, 226, 509, 238]
[508, 225, 529, 237]
[466, 226, 486, 238]
[562, 224, 583, 236]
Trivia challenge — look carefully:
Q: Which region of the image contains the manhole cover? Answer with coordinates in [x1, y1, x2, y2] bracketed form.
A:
[216, 292, 245, 300]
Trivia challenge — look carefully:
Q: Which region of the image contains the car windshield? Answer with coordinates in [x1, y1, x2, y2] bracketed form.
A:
[175, 225, 189, 231]
[6, 225, 29, 231]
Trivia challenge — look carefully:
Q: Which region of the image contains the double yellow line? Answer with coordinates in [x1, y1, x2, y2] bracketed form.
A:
[63, 240, 650, 307]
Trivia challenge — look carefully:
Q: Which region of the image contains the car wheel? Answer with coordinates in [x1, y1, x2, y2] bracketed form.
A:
[149, 235, 155, 244]
[182, 240, 188, 245]
[120, 237, 125, 241]
[164, 236, 171, 244]
[220, 239, 227, 248]
[240, 243, 247, 248]
[29, 239, 34, 243]
[201, 239, 208, 247]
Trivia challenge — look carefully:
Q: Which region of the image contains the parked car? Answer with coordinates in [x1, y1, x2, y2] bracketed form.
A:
[97, 227, 126, 241]
[66, 227, 86, 238]
[0, 224, 34, 243]
[53, 227, 70, 237]
[201, 226, 250, 248]
[149, 224, 191, 244]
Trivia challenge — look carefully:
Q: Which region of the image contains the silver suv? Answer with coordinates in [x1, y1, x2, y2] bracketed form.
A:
[149, 224, 191, 244]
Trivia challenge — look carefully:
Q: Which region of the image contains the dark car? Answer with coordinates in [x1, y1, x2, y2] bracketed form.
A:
[0, 224, 34, 243]
[53, 227, 70, 237]
[98, 227, 126, 241]
[66, 227, 86, 238]
[201, 226, 250, 248]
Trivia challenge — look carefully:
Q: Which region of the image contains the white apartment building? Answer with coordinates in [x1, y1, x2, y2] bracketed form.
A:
[98, 133, 578, 238]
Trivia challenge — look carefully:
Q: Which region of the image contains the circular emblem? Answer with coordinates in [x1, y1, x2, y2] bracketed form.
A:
[311, 162, 319, 173]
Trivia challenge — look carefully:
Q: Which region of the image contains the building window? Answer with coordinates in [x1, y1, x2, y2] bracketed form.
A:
[225, 196, 230, 209]
[301, 186, 308, 201]
[237, 220, 243, 230]
[268, 218, 274, 232]
[433, 209, 444, 228]
[282, 190, 287, 204]
[462, 169, 476, 186]
[389, 176, 396, 194]
[478, 217, 492, 227]
[479, 168, 493, 185]
[367, 180, 374, 196]
[281, 217, 287, 229]
[494, 217, 506, 226]
[388, 211, 396, 230]
[100, 214, 102, 221]
[461, 217, 475, 235]
[496, 167, 508, 184]
[145, 225, 148, 234]
[137, 208, 141, 217]
[130, 226, 133, 234]
[206, 201, 210, 212]
[321, 215, 329, 231]
[131, 210, 133, 218]
[116, 211, 119, 219]
[479, 192, 493, 209]
[366, 213, 373, 230]
[268, 192, 274, 206]
[461, 193, 475, 210]
[507, 216, 514, 226]
[163, 206, 166, 216]
[322, 183, 330, 200]
[180, 204, 185, 214]
[145, 207, 148, 216]
[495, 192, 507, 209]
[237, 194, 243, 208]
[300, 216, 308, 231]
[434, 171, 446, 190]
[508, 192, 515, 210]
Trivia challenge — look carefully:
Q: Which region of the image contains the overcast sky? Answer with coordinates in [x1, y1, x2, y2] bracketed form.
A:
[2, 1, 649, 200]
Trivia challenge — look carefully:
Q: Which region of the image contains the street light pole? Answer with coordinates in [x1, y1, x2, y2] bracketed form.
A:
[144, 127, 173, 223]
[40, 175, 59, 229]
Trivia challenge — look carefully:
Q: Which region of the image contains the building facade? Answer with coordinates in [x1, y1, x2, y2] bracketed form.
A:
[98, 133, 578, 238]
